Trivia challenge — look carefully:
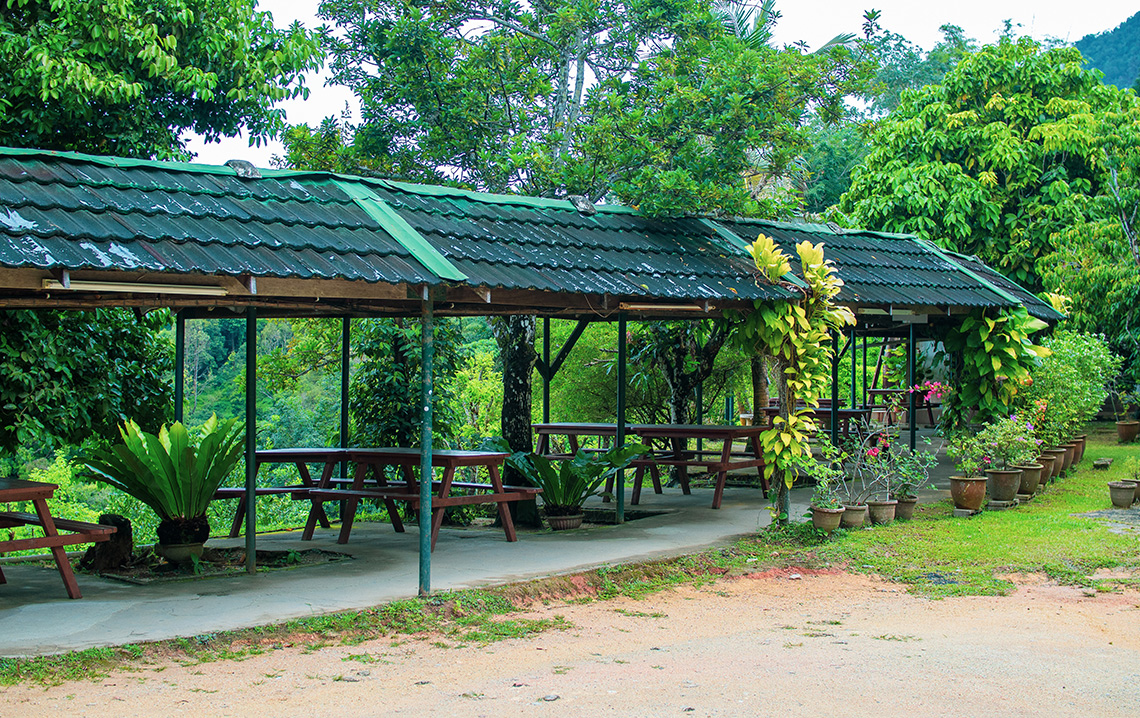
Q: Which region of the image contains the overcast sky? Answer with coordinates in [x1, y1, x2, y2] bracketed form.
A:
[185, 1, 1136, 167]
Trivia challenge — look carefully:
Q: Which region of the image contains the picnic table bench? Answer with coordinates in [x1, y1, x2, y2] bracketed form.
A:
[0, 477, 116, 599]
[255, 448, 537, 551]
[535, 423, 767, 509]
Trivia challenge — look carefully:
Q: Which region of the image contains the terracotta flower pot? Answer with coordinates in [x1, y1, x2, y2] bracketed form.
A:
[1043, 448, 1067, 481]
[1073, 435, 1087, 463]
[1013, 464, 1043, 495]
[892, 496, 919, 521]
[1117, 421, 1140, 444]
[949, 477, 987, 512]
[811, 506, 845, 535]
[866, 499, 898, 525]
[545, 513, 585, 531]
[1034, 455, 1055, 489]
[841, 503, 867, 528]
[1108, 482, 1136, 509]
[1059, 444, 1077, 474]
[155, 542, 205, 565]
[985, 469, 1022, 503]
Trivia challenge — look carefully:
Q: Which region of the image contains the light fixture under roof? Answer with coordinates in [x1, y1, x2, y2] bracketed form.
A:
[42, 279, 228, 296]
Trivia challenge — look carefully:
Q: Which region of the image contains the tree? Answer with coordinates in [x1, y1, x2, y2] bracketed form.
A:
[840, 36, 1132, 289]
[0, 309, 173, 454]
[0, 0, 322, 158]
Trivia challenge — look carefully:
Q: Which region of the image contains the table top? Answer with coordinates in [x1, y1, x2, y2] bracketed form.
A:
[758, 406, 871, 416]
[533, 423, 624, 435]
[256, 447, 507, 467]
[0, 477, 57, 501]
[533, 422, 765, 438]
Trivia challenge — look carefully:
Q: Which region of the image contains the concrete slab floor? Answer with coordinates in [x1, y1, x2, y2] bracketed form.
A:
[0, 434, 958, 658]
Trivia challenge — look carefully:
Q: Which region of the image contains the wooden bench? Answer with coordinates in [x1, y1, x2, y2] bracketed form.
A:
[213, 486, 329, 538]
[307, 481, 541, 549]
[0, 478, 117, 599]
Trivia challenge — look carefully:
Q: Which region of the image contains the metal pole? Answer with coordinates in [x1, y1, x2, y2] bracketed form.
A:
[850, 326, 857, 409]
[615, 314, 628, 524]
[862, 335, 868, 407]
[174, 312, 185, 423]
[543, 317, 551, 424]
[340, 317, 351, 478]
[244, 307, 257, 575]
[908, 323, 917, 451]
[830, 333, 840, 446]
[695, 381, 703, 452]
[418, 295, 435, 596]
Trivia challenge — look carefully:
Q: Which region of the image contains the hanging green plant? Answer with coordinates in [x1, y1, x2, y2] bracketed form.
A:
[941, 307, 1050, 428]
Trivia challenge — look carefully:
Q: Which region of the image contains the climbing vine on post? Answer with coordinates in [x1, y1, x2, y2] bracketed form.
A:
[940, 307, 1050, 429]
[734, 234, 855, 523]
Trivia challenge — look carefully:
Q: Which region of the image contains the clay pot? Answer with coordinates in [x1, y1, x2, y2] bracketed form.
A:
[1059, 444, 1077, 474]
[811, 506, 845, 535]
[893, 496, 919, 521]
[1073, 435, 1087, 463]
[985, 469, 1022, 503]
[1013, 464, 1043, 495]
[1117, 421, 1140, 444]
[155, 542, 205, 565]
[1034, 455, 1055, 489]
[545, 513, 585, 531]
[1043, 448, 1067, 481]
[841, 503, 868, 528]
[866, 499, 898, 525]
[1108, 482, 1136, 509]
[949, 477, 987, 512]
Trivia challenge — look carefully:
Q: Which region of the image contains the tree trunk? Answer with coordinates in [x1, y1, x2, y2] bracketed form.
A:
[491, 315, 541, 526]
[751, 354, 769, 412]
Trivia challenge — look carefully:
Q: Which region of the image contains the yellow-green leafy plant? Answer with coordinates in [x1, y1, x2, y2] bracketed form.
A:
[735, 233, 855, 522]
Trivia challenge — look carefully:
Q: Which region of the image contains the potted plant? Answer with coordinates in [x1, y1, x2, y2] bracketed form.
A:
[887, 443, 938, 520]
[947, 433, 988, 512]
[974, 416, 1039, 504]
[85, 415, 244, 563]
[794, 439, 847, 535]
[1113, 390, 1139, 443]
[1122, 458, 1140, 505]
[508, 443, 648, 530]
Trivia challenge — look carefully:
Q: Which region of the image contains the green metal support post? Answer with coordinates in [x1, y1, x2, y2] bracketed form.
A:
[340, 317, 350, 478]
[418, 294, 435, 596]
[244, 307, 258, 574]
[615, 313, 627, 524]
[908, 323, 917, 451]
[850, 326, 857, 409]
[830, 333, 840, 446]
[862, 335, 868, 407]
[542, 318, 551, 423]
[174, 312, 185, 423]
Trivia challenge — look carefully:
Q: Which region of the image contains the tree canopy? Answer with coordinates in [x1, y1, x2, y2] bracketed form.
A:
[0, 0, 322, 158]
[840, 36, 1136, 289]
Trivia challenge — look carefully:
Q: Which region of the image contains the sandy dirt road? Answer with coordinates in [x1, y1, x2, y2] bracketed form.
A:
[3, 570, 1139, 717]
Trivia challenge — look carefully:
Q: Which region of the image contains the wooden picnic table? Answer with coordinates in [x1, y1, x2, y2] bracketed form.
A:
[0, 477, 115, 599]
[214, 447, 344, 538]
[867, 388, 937, 426]
[534, 423, 767, 509]
[255, 448, 538, 551]
[744, 406, 872, 438]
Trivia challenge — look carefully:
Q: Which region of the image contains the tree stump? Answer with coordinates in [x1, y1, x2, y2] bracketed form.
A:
[79, 514, 133, 571]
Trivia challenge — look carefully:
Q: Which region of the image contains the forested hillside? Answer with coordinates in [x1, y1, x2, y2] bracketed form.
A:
[1075, 11, 1140, 89]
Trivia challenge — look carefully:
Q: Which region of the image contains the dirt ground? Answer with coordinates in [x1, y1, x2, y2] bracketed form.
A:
[3, 570, 1139, 717]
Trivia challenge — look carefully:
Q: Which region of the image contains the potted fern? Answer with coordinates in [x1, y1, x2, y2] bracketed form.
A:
[85, 415, 245, 563]
[508, 443, 648, 530]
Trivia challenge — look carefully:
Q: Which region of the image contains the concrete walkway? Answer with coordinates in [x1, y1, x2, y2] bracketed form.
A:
[0, 431, 957, 658]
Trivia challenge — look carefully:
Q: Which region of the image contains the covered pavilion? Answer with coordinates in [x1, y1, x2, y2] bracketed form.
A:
[0, 148, 1060, 593]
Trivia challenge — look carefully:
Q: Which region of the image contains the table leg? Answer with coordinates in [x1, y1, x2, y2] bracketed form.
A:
[631, 465, 644, 505]
[229, 495, 247, 539]
[32, 498, 82, 599]
[537, 433, 549, 455]
[0, 563, 6, 585]
[429, 465, 456, 551]
[487, 464, 518, 543]
[335, 461, 370, 544]
[299, 462, 332, 530]
[379, 462, 405, 533]
[711, 438, 736, 509]
[568, 434, 580, 455]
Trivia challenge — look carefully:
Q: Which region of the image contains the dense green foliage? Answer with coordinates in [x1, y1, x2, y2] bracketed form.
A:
[0, 0, 322, 158]
[1074, 11, 1140, 90]
[1021, 331, 1121, 446]
[842, 36, 1138, 289]
[0, 309, 173, 454]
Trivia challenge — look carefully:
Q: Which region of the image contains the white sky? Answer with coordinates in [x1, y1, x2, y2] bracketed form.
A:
[185, 1, 1136, 167]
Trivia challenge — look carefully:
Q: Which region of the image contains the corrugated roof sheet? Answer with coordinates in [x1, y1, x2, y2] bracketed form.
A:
[0, 147, 1059, 319]
[717, 218, 1063, 320]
